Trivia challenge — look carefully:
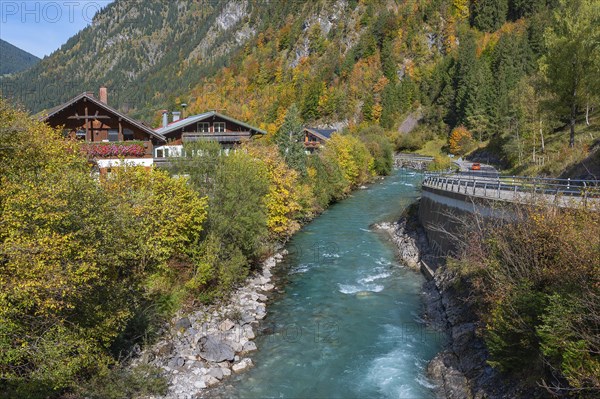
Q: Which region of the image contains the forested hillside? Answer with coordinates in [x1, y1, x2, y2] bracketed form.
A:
[3, 0, 598, 174]
[0, 39, 39, 75]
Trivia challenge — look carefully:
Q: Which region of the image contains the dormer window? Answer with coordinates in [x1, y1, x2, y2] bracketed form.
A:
[197, 122, 210, 132]
[214, 122, 226, 133]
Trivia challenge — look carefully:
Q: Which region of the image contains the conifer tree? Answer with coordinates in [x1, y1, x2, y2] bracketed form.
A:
[472, 0, 509, 32]
[274, 104, 307, 176]
[453, 29, 478, 126]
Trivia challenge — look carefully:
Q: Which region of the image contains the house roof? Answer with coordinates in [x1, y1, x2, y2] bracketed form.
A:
[154, 111, 267, 136]
[38, 92, 167, 142]
[304, 127, 337, 141]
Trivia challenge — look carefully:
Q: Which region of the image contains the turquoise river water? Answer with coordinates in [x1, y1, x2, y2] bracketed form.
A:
[213, 169, 443, 399]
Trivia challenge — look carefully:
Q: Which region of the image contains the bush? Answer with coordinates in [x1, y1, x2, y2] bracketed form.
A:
[427, 154, 453, 171]
[454, 205, 600, 394]
[306, 151, 348, 211]
[395, 127, 435, 152]
[358, 126, 394, 176]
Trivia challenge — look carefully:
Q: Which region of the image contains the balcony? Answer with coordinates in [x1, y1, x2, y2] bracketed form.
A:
[81, 141, 151, 158]
[182, 132, 252, 143]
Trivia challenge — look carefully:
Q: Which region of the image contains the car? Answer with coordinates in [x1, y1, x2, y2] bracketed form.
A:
[471, 162, 481, 171]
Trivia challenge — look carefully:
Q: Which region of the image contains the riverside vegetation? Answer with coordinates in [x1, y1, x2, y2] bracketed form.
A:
[441, 203, 600, 397]
[0, 99, 393, 398]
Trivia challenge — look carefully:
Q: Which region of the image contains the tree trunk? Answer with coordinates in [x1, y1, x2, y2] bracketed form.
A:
[570, 114, 576, 148]
[539, 118, 545, 153]
[570, 101, 577, 148]
[531, 123, 536, 164]
[570, 86, 577, 148]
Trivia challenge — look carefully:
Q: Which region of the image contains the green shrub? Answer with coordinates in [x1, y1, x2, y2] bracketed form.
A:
[427, 154, 453, 171]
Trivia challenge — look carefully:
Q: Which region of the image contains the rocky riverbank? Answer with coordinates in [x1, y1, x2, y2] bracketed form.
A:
[377, 200, 528, 399]
[132, 251, 287, 399]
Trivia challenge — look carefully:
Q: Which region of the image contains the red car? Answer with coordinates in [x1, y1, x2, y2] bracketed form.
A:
[471, 163, 481, 171]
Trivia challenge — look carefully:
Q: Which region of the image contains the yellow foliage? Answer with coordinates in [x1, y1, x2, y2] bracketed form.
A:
[323, 133, 375, 190]
[449, 125, 475, 155]
[453, 0, 470, 21]
[246, 144, 302, 238]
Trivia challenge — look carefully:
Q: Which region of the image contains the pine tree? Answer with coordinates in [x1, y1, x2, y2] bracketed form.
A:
[453, 29, 478, 126]
[274, 104, 307, 175]
[301, 81, 324, 121]
[472, 0, 509, 32]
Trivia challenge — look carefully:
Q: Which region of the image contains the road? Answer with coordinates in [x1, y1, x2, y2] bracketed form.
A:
[454, 160, 500, 179]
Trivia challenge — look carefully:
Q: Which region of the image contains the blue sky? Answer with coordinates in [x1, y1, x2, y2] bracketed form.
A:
[0, 0, 114, 58]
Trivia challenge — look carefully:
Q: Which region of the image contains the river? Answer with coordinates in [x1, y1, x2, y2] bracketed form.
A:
[212, 169, 443, 398]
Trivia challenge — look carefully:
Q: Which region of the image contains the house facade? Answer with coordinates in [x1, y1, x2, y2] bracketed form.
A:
[153, 111, 266, 159]
[40, 88, 166, 171]
[304, 127, 336, 152]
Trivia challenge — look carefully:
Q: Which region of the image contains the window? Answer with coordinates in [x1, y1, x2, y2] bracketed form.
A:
[108, 129, 119, 142]
[214, 122, 226, 133]
[197, 122, 210, 132]
[156, 149, 164, 158]
[123, 129, 134, 141]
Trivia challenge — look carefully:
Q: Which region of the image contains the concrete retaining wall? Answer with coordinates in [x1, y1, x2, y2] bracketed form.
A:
[418, 186, 516, 255]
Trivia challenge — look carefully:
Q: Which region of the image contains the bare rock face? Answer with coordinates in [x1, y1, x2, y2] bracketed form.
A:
[428, 352, 473, 399]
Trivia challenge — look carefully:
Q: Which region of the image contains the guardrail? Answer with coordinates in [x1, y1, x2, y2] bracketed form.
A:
[423, 173, 600, 202]
[395, 153, 434, 162]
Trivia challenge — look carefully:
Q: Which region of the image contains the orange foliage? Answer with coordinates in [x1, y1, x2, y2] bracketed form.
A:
[449, 125, 474, 155]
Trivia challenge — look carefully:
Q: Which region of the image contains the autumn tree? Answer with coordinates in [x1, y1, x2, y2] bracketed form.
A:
[322, 133, 375, 190]
[246, 143, 303, 239]
[449, 125, 475, 155]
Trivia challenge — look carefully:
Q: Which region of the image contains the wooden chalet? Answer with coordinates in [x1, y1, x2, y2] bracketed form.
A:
[153, 110, 266, 159]
[304, 127, 337, 152]
[39, 87, 166, 170]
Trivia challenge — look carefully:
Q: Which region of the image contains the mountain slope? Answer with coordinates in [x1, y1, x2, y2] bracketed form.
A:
[0, 39, 40, 75]
[2, 0, 438, 127]
[1, 0, 266, 117]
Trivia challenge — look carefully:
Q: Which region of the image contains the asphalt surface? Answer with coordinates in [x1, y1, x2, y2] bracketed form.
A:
[454, 160, 500, 179]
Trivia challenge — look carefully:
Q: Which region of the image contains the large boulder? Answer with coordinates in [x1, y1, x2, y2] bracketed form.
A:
[197, 335, 235, 363]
